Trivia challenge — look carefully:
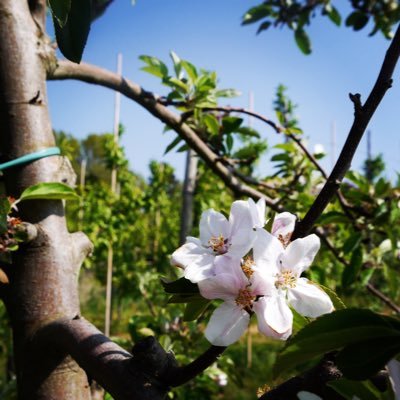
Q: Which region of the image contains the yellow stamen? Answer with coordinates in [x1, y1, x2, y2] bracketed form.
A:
[235, 288, 255, 308]
[277, 232, 292, 248]
[208, 235, 228, 254]
[257, 384, 271, 398]
[275, 270, 297, 289]
[241, 256, 255, 279]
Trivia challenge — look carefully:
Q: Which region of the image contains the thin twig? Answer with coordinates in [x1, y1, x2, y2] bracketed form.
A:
[48, 61, 282, 211]
[293, 23, 400, 239]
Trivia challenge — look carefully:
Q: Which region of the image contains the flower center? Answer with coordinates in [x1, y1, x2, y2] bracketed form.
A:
[277, 233, 292, 248]
[235, 288, 255, 309]
[275, 270, 297, 289]
[241, 256, 255, 279]
[208, 235, 229, 254]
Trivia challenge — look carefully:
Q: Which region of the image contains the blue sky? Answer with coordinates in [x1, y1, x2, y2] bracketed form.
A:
[47, 1, 400, 181]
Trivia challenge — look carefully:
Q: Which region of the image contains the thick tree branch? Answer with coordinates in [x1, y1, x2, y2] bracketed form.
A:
[48, 61, 282, 211]
[34, 317, 227, 399]
[293, 22, 400, 240]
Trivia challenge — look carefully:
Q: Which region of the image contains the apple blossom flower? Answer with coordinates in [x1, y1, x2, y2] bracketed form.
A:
[171, 201, 256, 283]
[253, 229, 334, 319]
[271, 211, 296, 247]
[198, 257, 292, 346]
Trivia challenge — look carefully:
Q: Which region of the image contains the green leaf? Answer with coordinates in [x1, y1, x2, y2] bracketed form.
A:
[318, 211, 349, 225]
[165, 77, 190, 93]
[203, 114, 220, 136]
[342, 233, 362, 254]
[161, 277, 199, 294]
[337, 336, 400, 380]
[342, 247, 363, 287]
[167, 293, 204, 304]
[328, 378, 382, 400]
[327, 6, 342, 27]
[226, 134, 234, 153]
[181, 60, 198, 82]
[294, 29, 312, 55]
[274, 309, 400, 378]
[346, 11, 369, 31]
[257, 21, 271, 34]
[215, 89, 241, 98]
[0, 197, 11, 235]
[139, 55, 169, 78]
[170, 51, 183, 79]
[18, 183, 79, 202]
[236, 127, 260, 138]
[49, 0, 71, 27]
[53, 0, 91, 63]
[164, 136, 182, 155]
[176, 144, 189, 153]
[242, 5, 270, 25]
[221, 117, 243, 134]
[183, 299, 210, 321]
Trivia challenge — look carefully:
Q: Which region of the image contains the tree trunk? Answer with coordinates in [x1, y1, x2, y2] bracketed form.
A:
[0, 1, 92, 398]
[179, 149, 198, 245]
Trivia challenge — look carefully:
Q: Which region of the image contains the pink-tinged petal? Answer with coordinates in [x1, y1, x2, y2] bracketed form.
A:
[205, 302, 250, 346]
[229, 227, 256, 258]
[248, 198, 266, 229]
[253, 228, 283, 275]
[250, 270, 275, 297]
[281, 234, 320, 275]
[214, 256, 248, 284]
[387, 359, 400, 400]
[287, 278, 334, 318]
[271, 212, 296, 237]
[199, 209, 230, 247]
[229, 200, 253, 235]
[253, 295, 293, 336]
[198, 271, 247, 301]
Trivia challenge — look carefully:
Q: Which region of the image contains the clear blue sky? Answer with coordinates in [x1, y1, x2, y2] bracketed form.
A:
[47, 1, 400, 181]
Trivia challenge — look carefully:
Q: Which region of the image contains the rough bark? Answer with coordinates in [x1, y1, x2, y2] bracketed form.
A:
[0, 1, 92, 398]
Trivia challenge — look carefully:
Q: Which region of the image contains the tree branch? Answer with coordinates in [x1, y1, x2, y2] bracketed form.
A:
[47, 61, 282, 211]
[34, 317, 227, 399]
[293, 22, 400, 239]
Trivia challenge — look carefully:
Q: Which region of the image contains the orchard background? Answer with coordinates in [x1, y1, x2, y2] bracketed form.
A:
[0, 1, 400, 399]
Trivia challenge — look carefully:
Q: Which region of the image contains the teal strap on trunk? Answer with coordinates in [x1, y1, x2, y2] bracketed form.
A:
[0, 147, 61, 171]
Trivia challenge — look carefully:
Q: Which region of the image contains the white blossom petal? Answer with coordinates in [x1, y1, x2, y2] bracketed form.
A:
[281, 234, 320, 275]
[253, 295, 293, 338]
[272, 212, 296, 238]
[253, 228, 283, 275]
[287, 278, 334, 318]
[171, 242, 215, 283]
[199, 209, 231, 247]
[248, 198, 266, 229]
[198, 272, 247, 301]
[205, 302, 250, 346]
[229, 200, 253, 235]
[250, 270, 275, 297]
[229, 227, 256, 258]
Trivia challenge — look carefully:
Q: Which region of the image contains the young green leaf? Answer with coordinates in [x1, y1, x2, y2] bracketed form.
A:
[294, 29, 312, 55]
[328, 378, 382, 400]
[161, 277, 199, 294]
[53, 0, 91, 63]
[18, 183, 79, 202]
[203, 114, 220, 136]
[139, 55, 169, 78]
[164, 136, 183, 155]
[274, 309, 400, 377]
[0, 197, 11, 235]
[183, 299, 210, 321]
